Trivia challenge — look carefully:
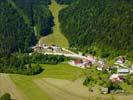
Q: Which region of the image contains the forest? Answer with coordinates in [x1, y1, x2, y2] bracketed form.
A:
[55, 0, 77, 4]
[59, 0, 133, 58]
[0, 0, 133, 75]
[0, 53, 68, 75]
[0, 0, 53, 56]
[13, 0, 54, 36]
[0, 0, 36, 56]
[0, 0, 54, 74]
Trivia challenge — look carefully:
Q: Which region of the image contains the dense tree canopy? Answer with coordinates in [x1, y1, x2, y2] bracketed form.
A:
[0, 0, 54, 74]
[0, 0, 54, 56]
[0, 0, 36, 56]
[12, 0, 54, 36]
[59, 0, 133, 56]
[55, 0, 77, 4]
[0, 53, 69, 75]
[0, 93, 11, 100]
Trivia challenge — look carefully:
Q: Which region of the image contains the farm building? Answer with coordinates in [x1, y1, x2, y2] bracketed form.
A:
[109, 74, 124, 83]
[117, 68, 129, 75]
[101, 87, 108, 94]
[115, 56, 126, 66]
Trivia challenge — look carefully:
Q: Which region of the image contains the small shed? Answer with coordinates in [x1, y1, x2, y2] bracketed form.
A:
[101, 87, 108, 94]
[117, 68, 129, 75]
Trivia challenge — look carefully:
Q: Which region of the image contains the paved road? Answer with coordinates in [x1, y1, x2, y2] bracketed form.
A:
[43, 52, 87, 59]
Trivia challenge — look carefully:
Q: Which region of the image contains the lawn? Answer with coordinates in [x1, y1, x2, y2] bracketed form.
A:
[10, 63, 85, 100]
[39, 0, 69, 48]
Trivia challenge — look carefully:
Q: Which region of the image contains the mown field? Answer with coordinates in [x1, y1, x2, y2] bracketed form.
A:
[39, 0, 69, 48]
[10, 64, 85, 100]
[8, 63, 133, 100]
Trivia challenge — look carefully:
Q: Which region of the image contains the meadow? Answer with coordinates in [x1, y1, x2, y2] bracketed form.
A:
[9, 63, 133, 100]
[10, 64, 85, 100]
[39, 0, 69, 48]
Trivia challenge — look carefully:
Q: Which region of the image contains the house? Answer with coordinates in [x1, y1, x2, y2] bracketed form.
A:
[47, 46, 54, 52]
[109, 74, 124, 83]
[72, 59, 93, 68]
[110, 89, 124, 94]
[129, 66, 133, 74]
[74, 59, 83, 65]
[130, 69, 133, 74]
[86, 55, 96, 64]
[51, 45, 62, 52]
[117, 68, 129, 75]
[84, 61, 92, 68]
[115, 56, 126, 66]
[96, 67, 103, 71]
[32, 45, 43, 52]
[101, 87, 108, 94]
[96, 60, 105, 71]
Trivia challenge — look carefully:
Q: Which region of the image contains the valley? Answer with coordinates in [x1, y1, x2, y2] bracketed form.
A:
[0, 0, 133, 100]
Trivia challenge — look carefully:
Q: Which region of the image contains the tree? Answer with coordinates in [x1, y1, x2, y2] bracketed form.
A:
[59, 0, 133, 58]
[0, 93, 11, 100]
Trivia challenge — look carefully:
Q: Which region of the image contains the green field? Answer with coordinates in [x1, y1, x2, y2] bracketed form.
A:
[10, 64, 85, 100]
[39, 0, 69, 48]
[10, 63, 133, 100]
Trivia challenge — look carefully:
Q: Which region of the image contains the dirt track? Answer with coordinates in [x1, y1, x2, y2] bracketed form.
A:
[0, 73, 26, 100]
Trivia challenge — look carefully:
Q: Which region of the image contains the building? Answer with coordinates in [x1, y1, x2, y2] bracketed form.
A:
[84, 61, 92, 68]
[31, 45, 43, 52]
[109, 74, 124, 83]
[101, 87, 108, 94]
[96, 67, 103, 71]
[117, 68, 129, 75]
[115, 56, 126, 66]
[86, 55, 96, 64]
[74, 59, 83, 65]
[96, 60, 105, 71]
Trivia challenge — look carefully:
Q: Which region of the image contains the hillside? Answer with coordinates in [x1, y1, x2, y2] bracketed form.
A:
[13, 0, 53, 36]
[0, 0, 54, 56]
[39, 0, 69, 48]
[59, 0, 133, 57]
[55, 0, 77, 4]
[0, 0, 36, 56]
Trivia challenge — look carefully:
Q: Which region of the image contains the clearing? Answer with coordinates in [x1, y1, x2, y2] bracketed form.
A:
[39, 0, 69, 48]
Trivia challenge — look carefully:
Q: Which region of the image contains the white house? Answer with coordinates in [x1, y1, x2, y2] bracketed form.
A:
[117, 68, 129, 75]
[109, 74, 124, 83]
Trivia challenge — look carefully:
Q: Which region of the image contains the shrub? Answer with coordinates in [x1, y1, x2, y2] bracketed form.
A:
[0, 93, 11, 100]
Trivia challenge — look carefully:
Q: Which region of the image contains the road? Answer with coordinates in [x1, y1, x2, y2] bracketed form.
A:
[43, 52, 87, 59]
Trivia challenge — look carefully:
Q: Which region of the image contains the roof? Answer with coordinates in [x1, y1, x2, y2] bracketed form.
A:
[86, 56, 96, 62]
[101, 87, 108, 92]
[110, 74, 119, 80]
[118, 68, 129, 73]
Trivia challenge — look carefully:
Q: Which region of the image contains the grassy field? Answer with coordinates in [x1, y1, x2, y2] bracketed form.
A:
[10, 64, 85, 100]
[39, 0, 69, 48]
[0, 74, 26, 100]
[10, 63, 133, 100]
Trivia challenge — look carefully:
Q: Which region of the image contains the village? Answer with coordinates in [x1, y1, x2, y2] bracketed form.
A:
[31, 43, 133, 94]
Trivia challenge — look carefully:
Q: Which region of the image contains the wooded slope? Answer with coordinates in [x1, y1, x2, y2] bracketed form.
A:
[59, 0, 133, 56]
